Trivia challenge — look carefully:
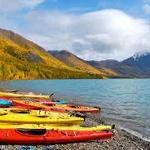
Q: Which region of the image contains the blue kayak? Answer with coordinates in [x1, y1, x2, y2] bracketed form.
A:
[56, 99, 66, 104]
[0, 99, 12, 107]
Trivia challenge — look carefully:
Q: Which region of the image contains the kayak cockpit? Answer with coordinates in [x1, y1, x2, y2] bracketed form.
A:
[17, 129, 47, 136]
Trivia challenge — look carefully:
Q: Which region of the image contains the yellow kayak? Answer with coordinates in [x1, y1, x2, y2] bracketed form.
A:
[0, 109, 83, 125]
[0, 91, 49, 99]
[0, 123, 114, 132]
[0, 108, 69, 117]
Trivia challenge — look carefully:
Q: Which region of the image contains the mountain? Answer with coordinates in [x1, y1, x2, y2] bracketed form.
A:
[0, 29, 45, 52]
[122, 52, 150, 77]
[87, 60, 120, 77]
[123, 52, 150, 69]
[88, 53, 150, 78]
[49, 50, 118, 77]
[1, 28, 149, 79]
[87, 60, 133, 78]
[0, 29, 104, 80]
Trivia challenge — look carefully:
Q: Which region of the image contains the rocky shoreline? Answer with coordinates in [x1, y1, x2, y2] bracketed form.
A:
[0, 112, 149, 150]
[0, 92, 149, 150]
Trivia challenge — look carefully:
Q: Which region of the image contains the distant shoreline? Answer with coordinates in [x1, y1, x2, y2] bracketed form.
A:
[1, 78, 150, 82]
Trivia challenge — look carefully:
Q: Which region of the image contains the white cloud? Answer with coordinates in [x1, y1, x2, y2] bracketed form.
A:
[25, 9, 150, 60]
[143, 4, 150, 14]
[0, 0, 45, 12]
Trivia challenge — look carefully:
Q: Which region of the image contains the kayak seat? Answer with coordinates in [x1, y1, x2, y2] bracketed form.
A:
[68, 105, 80, 109]
[44, 103, 55, 106]
[36, 115, 49, 118]
[10, 109, 30, 114]
[17, 129, 47, 136]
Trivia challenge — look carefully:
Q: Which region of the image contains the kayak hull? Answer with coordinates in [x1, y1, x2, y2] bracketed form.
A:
[0, 99, 12, 107]
[11, 100, 43, 110]
[0, 110, 84, 125]
[0, 123, 114, 132]
[53, 104, 101, 113]
[10, 100, 65, 113]
[9, 100, 66, 113]
[0, 92, 49, 99]
[0, 129, 113, 145]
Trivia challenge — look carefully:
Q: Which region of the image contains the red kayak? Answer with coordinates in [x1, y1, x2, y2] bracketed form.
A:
[0, 129, 113, 145]
[0, 97, 56, 110]
[0, 98, 35, 109]
[0, 98, 65, 113]
[12, 97, 56, 106]
[10, 100, 43, 109]
[9, 99, 67, 113]
[0, 97, 55, 104]
[33, 99, 56, 106]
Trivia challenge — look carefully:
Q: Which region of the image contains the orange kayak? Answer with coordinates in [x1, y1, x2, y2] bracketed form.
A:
[50, 104, 101, 113]
[10, 99, 66, 112]
[12, 100, 100, 113]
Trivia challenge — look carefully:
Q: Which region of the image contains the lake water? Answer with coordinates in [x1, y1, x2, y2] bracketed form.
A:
[0, 79, 150, 140]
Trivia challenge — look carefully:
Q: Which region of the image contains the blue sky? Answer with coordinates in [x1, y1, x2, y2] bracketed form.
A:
[36, 0, 146, 17]
[0, 0, 150, 60]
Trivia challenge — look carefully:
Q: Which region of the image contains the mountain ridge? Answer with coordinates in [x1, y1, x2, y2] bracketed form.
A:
[88, 52, 150, 78]
[0, 28, 150, 79]
[49, 50, 118, 77]
[0, 28, 104, 80]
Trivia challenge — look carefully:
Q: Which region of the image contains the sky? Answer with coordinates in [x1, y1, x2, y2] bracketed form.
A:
[0, 0, 150, 61]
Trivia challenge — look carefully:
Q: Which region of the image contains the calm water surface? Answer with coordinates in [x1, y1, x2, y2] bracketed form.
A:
[0, 79, 150, 139]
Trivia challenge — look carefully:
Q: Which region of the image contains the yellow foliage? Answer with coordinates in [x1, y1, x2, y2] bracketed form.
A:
[0, 36, 104, 80]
